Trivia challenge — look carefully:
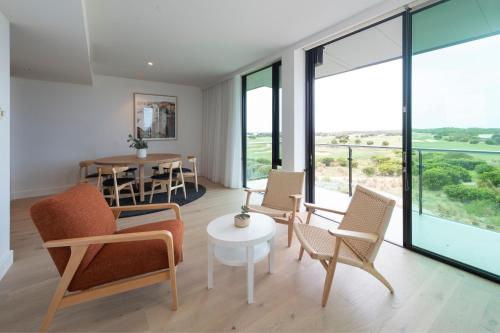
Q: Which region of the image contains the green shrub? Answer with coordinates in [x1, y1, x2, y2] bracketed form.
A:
[433, 134, 442, 139]
[485, 139, 496, 145]
[469, 139, 480, 144]
[423, 168, 454, 190]
[371, 155, 391, 164]
[382, 141, 390, 146]
[447, 158, 484, 170]
[352, 161, 359, 168]
[362, 167, 376, 176]
[337, 157, 348, 167]
[475, 163, 495, 174]
[319, 157, 335, 166]
[256, 158, 271, 165]
[443, 184, 496, 202]
[366, 140, 374, 145]
[331, 139, 338, 144]
[355, 139, 362, 144]
[378, 162, 402, 176]
[479, 170, 500, 187]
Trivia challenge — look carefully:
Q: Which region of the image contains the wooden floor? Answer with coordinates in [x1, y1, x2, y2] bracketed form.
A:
[1, 178, 499, 332]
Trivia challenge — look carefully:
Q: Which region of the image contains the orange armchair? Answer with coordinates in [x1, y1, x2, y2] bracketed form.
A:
[30, 183, 183, 332]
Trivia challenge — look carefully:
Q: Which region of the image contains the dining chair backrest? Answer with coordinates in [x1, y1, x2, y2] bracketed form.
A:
[187, 156, 197, 174]
[96, 165, 129, 190]
[338, 185, 395, 263]
[79, 160, 95, 179]
[158, 160, 183, 178]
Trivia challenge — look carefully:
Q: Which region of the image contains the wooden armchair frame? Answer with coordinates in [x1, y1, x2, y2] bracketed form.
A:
[245, 189, 303, 247]
[295, 187, 395, 307]
[39, 203, 181, 333]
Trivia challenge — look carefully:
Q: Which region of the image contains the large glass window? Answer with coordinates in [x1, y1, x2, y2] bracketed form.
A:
[411, 0, 500, 277]
[313, 17, 403, 245]
[242, 62, 281, 188]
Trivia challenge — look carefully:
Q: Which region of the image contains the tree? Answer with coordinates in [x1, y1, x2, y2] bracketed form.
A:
[355, 139, 361, 144]
[366, 140, 374, 145]
[382, 140, 389, 146]
[362, 167, 376, 176]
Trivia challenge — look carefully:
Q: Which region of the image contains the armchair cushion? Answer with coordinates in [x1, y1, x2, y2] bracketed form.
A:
[30, 184, 117, 277]
[69, 219, 184, 291]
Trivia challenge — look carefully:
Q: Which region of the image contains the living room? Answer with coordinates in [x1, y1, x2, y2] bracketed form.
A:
[0, 0, 499, 332]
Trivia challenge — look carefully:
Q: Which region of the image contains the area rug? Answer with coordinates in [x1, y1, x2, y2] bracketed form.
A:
[114, 182, 206, 218]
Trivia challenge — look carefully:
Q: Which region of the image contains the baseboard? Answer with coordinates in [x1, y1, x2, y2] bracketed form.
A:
[0, 250, 13, 281]
[11, 184, 73, 200]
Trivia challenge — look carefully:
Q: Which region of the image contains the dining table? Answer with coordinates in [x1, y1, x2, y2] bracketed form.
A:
[94, 153, 182, 202]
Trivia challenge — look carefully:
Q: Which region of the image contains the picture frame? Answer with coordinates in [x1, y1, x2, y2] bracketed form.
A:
[133, 93, 178, 140]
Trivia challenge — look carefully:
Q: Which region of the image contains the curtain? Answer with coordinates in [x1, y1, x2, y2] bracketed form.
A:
[201, 76, 242, 188]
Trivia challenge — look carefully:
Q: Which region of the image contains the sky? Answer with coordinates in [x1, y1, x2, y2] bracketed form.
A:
[246, 33, 500, 134]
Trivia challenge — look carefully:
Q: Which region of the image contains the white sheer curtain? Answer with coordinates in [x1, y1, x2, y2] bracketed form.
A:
[201, 76, 242, 188]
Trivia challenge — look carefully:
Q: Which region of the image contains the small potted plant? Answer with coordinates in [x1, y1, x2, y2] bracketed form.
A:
[127, 134, 149, 159]
[234, 205, 251, 228]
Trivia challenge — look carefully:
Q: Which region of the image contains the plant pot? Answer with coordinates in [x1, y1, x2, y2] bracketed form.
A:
[136, 148, 147, 159]
[234, 214, 250, 228]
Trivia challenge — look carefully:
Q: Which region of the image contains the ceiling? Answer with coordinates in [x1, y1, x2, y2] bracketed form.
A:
[316, 16, 402, 79]
[0, 0, 389, 87]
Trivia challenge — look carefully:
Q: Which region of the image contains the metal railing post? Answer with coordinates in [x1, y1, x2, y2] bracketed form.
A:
[348, 147, 353, 197]
[418, 149, 423, 215]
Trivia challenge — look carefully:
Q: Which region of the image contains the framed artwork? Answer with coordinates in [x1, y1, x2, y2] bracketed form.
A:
[134, 93, 177, 140]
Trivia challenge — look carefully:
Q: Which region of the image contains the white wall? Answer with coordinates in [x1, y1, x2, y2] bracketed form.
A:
[11, 75, 202, 199]
[0, 10, 13, 280]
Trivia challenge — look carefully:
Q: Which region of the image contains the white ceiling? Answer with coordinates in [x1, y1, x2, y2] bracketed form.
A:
[0, 0, 388, 87]
[316, 16, 402, 79]
[0, 0, 93, 84]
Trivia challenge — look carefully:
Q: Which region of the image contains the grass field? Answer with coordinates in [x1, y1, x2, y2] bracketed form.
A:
[246, 130, 500, 231]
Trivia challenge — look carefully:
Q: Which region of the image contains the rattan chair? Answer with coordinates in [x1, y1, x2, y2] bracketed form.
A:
[245, 170, 305, 247]
[294, 185, 396, 306]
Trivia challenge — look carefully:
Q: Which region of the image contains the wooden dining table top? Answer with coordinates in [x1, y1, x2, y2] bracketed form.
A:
[94, 153, 182, 165]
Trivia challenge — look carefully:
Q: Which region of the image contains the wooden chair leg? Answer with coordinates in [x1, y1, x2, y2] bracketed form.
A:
[40, 246, 87, 332]
[194, 175, 199, 192]
[129, 183, 137, 205]
[167, 185, 172, 203]
[149, 182, 157, 204]
[287, 221, 293, 248]
[170, 267, 178, 310]
[365, 264, 394, 293]
[174, 178, 179, 195]
[298, 246, 305, 261]
[321, 259, 339, 307]
[182, 182, 187, 199]
[114, 186, 120, 207]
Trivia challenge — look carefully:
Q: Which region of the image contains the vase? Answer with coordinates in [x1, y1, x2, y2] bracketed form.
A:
[234, 214, 250, 228]
[136, 148, 147, 159]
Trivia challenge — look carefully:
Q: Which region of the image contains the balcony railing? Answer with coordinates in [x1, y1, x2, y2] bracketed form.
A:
[316, 143, 500, 218]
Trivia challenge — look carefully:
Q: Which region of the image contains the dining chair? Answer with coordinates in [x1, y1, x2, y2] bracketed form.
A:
[294, 185, 396, 306]
[181, 155, 199, 192]
[79, 160, 99, 183]
[96, 165, 137, 207]
[30, 183, 183, 332]
[244, 169, 305, 247]
[150, 161, 186, 203]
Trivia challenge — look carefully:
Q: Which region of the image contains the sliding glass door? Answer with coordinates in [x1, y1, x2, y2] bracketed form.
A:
[305, 0, 500, 281]
[308, 16, 404, 245]
[242, 62, 281, 188]
[410, 0, 500, 279]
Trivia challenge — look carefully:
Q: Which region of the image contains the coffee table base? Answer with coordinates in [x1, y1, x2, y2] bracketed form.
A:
[207, 239, 274, 304]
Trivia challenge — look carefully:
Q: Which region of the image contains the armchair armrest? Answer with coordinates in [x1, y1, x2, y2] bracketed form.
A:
[304, 202, 346, 215]
[244, 188, 266, 206]
[328, 228, 379, 243]
[111, 203, 181, 220]
[44, 230, 174, 248]
[289, 194, 303, 199]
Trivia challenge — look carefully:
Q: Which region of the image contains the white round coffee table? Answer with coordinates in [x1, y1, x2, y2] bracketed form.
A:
[207, 212, 276, 304]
